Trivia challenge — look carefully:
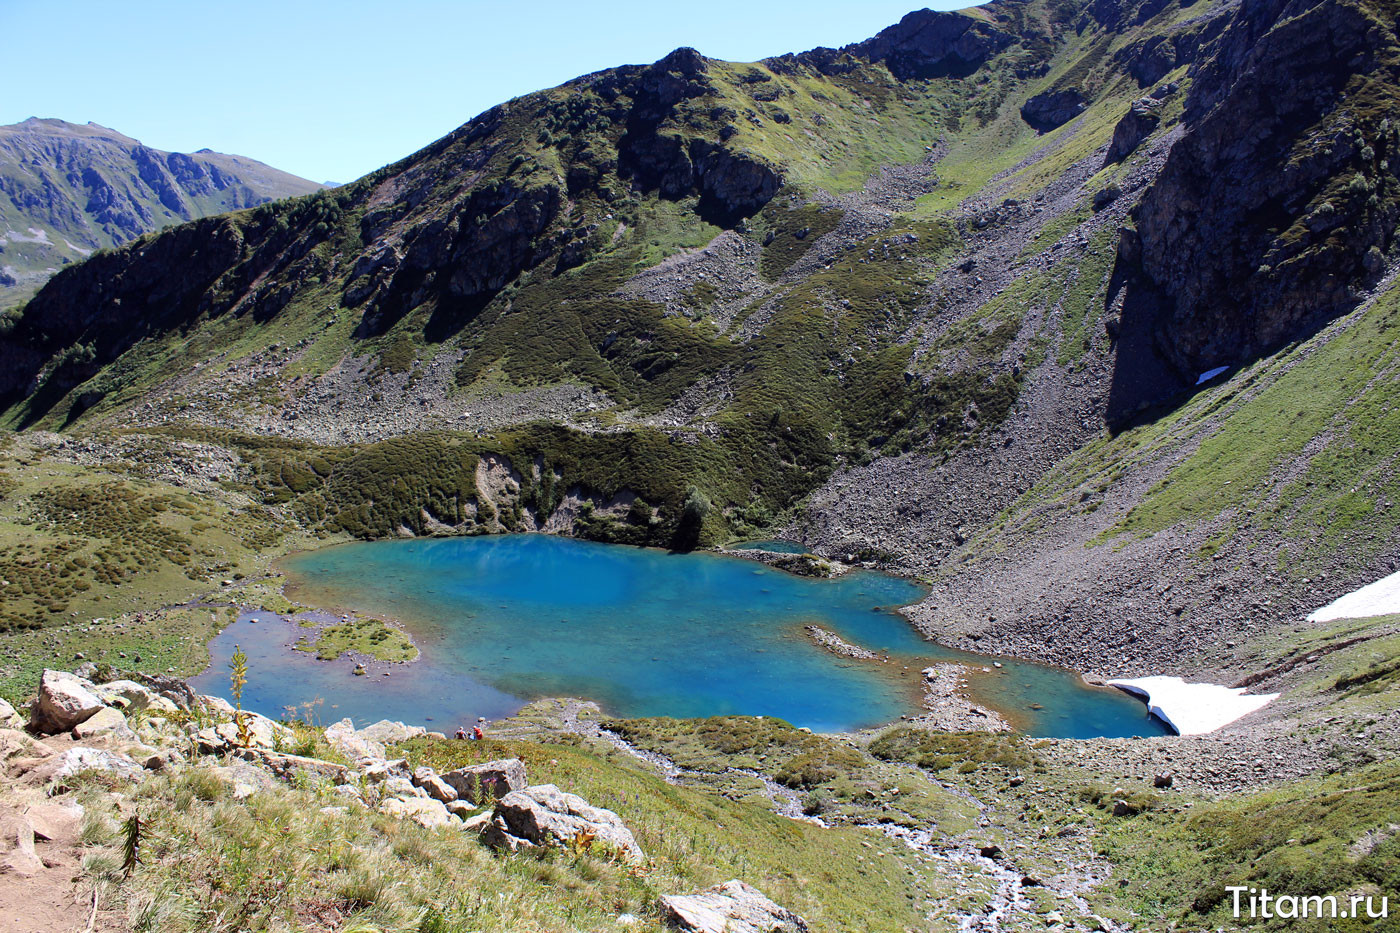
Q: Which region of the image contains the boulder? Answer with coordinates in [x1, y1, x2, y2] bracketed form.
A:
[195, 712, 294, 753]
[90, 680, 178, 714]
[211, 762, 276, 800]
[71, 707, 135, 741]
[442, 758, 527, 804]
[412, 766, 459, 803]
[333, 784, 367, 806]
[383, 776, 426, 799]
[446, 799, 480, 820]
[324, 718, 387, 762]
[361, 759, 411, 783]
[380, 796, 451, 828]
[197, 695, 236, 716]
[660, 880, 809, 933]
[0, 698, 23, 730]
[0, 729, 52, 769]
[234, 748, 350, 784]
[482, 784, 644, 863]
[0, 811, 43, 876]
[21, 801, 83, 844]
[31, 747, 144, 785]
[357, 720, 427, 745]
[30, 670, 104, 734]
[136, 674, 196, 711]
[1019, 88, 1086, 132]
[459, 810, 492, 832]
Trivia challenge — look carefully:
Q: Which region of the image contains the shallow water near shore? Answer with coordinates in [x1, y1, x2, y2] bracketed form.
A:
[195, 535, 1166, 737]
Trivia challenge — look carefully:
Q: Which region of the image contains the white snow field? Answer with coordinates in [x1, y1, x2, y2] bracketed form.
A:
[1307, 568, 1400, 623]
[1107, 676, 1278, 735]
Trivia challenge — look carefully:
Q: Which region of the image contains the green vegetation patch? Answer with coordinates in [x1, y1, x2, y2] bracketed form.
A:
[1098, 759, 1400, 931]
[1106, 280, 1400, 569]
[868, 728, 1043, 775]
[756, 198, 845, 279]
[390, 733, 954, 931]
[601, 716, 975, 829]
[294, 616, 418, 663]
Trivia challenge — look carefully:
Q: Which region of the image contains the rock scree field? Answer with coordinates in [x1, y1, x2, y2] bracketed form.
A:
[2, 0, 1400, 929]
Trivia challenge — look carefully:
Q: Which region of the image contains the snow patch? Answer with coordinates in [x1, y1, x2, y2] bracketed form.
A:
[1308, 568, 1400, 623]
[1196, 365, 1229, 385]
[1107, 675, 1277, 735]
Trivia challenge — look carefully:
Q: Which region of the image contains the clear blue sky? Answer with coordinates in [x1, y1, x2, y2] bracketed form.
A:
[1, 1, 969, 185]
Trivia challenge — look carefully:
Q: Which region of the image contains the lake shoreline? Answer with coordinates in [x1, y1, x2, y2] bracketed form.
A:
[238, 533, 1166, 738]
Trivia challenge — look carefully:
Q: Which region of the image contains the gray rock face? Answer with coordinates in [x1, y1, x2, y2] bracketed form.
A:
[482, 784, 644, 863]
[839, 8, 1016, 80]
[1106, 98, 1163, 163]
[30, 670, 104, 734]
[660, 880, 809, 933]
[1130, 0, 1400, 380]
[1020, 88, 1087, 131]
[441, 758, 528, 804]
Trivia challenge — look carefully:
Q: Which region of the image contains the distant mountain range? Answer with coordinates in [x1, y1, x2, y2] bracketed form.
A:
[0, 118, 324, 307]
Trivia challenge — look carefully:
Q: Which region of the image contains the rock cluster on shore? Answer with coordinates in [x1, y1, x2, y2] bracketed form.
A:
[1, 668, 804, 932]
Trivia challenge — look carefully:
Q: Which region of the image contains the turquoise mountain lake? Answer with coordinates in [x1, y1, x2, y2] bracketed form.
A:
[193, 535, 1166, 737]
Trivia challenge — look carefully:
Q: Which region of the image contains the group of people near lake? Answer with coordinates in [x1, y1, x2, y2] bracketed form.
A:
[455, 717, 486, 740]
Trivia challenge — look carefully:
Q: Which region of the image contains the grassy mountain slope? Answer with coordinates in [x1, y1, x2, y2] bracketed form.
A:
[0, 118, 325, 308]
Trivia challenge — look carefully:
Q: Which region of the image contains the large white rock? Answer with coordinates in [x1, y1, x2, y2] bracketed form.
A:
[1107, 676, 1278, 735]
[31, 670, 104, 734]
[90, 680, 178, 714]
[660, 880, 809, 933]
[1308, 568, 1400, 622]
[357, 720, 427, 744]
[324, 718, 387, 762]
[412, 766, 459, 803]
[482, 784, 644, 863]
[197, 695, 236, 716]
[441, 758, 527, 804]
[195, 712, 294, 753]
[71, 706, 135, 741]
[379, 796, 451, 828]
[32, 747, 145, 784]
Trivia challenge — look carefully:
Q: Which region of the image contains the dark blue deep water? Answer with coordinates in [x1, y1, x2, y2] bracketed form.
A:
[193, 535, 1165, 737]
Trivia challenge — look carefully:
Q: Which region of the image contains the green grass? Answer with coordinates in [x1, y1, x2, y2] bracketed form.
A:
[1106, 279, 1400, 562]
[1097, 759, 1400, 931]
[84, 730, 961, 933]
[294, 616, 418, 663]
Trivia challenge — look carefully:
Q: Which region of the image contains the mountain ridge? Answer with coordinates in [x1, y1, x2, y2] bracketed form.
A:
[0, 117, 325, 308]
